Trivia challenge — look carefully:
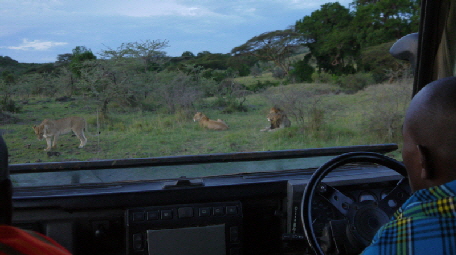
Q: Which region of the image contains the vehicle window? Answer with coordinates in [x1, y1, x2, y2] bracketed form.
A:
[435, 2, 456, 78]
[0, 0, 419, 187]
[13, 156, 337, 187]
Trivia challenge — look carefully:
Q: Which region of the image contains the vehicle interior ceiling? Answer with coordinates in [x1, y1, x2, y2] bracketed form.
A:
[2, 0, 452, 255]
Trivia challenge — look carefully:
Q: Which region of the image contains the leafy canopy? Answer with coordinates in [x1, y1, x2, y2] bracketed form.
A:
[231, 29, 304, 75]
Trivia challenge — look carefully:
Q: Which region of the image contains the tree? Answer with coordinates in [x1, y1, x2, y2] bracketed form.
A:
[197, 51, 211, 58]
[295, 2, 358, 74]
[100, 39, 169, 72]
[290, 55, 314, 83]
[150, 70, 205, 114]
[231, 29, 304, 75]
[227, 55, 259, 77]
[0, 56, 19, 66]
[187, 53, 231, 70]
[181, 51, 195, 59]
[81, 40, 170, 116]
[55, 53, 73, 66]
[358, 40, 412, 83]
[78, 59, 136, 118]
[294, 0, 420, 76]
[69, 46, 97, 77]
[351, 0, 421, 47]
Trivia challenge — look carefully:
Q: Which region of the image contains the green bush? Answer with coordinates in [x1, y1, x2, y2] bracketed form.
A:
[362, 78, 412, 142]
[1, 97, 21, 113]
[307, 107, 325, 132]
[290, 59, 314, 83]
[272, 67, 286, 79]
[359, 41, 399, 83]
[337, 73, 375, 92]
[248, 80, 279, 92]
[311, 72, 336, 84]
[212, 96, 247, 113]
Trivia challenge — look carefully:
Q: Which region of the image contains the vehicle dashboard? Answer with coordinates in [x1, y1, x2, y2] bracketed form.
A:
[9, 144, 402, 255]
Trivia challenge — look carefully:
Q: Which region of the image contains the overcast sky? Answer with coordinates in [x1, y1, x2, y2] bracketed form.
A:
[0, 0, 351, 63]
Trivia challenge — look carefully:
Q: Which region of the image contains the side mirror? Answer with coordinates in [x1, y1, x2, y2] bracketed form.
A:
[390, 33, 419, 71]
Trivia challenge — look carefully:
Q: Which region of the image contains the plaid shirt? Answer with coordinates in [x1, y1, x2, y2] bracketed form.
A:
[361, 180, 456, 255]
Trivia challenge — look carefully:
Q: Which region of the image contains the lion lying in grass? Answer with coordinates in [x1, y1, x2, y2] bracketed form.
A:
[193, 112, 229, 130]
[32, 116, 87, 151]
[260, 107, 291, 132]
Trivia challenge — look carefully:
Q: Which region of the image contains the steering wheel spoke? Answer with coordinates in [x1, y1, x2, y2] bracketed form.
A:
[318, 183, 354, 216]
[377, 178, 411, 217]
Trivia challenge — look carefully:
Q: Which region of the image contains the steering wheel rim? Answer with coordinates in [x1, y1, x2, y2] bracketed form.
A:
[301, 151, 407, 255]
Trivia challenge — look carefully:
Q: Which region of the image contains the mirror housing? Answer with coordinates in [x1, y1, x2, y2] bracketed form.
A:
[390, 33, 419, 71]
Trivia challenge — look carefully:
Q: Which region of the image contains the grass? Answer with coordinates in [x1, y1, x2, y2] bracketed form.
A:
[2, 78, 411, 164]
[234, 72, 282, 87]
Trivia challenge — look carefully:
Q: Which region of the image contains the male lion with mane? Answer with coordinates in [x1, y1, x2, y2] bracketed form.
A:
[260, 107, 291, 131]
[32, 116, 87, 151]
[193, 112, 229, 130]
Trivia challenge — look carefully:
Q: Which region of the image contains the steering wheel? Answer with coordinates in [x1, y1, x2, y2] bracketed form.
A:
[301, 152, 411, 255]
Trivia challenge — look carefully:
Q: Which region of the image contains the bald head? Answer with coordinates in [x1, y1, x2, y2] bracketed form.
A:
[403, 77, 456, 191]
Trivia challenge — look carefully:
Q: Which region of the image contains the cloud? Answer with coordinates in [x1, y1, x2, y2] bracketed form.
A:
[282, 0, 351, 9]
[100, 0, 214, 18]
[4, 39, 68, 51]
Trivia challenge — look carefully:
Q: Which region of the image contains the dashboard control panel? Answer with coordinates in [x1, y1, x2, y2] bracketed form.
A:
[126, 201, 243, 255]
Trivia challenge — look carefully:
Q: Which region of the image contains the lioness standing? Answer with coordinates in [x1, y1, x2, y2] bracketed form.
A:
[32, 116, 87, 151]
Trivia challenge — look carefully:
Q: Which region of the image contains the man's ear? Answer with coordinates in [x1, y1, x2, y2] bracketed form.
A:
[417, 144, 434, 180]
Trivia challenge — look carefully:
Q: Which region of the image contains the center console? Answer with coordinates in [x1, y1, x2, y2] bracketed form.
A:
[126, 201, 243, 255]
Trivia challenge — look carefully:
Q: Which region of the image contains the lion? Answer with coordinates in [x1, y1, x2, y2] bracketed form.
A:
[260, 107, 291, 132]
[193, 112, 229, 130]
[32, 116, 87, 151]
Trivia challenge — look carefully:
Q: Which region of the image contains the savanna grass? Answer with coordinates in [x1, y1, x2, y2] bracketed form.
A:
[2, 79, 410, 164]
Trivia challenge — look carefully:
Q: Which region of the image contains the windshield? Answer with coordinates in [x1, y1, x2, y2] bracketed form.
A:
[0, 0, 419, 187]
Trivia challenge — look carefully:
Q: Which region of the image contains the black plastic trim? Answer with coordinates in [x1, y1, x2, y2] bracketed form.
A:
[9, 144, 398, 174]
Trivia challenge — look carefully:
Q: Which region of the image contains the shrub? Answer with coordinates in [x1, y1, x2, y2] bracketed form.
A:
[211, 79, 251, 113]
[0, 80, 21, 113]
[250, 65, 262, 77]
[272, 67, 286, 79]
[248, 80, 279, 93]
[337, 73, 375, 92]
[308, 107, 325, 132]
[311, 72, 336, 84]
[221, 101, 248, 113]
[359, 41, 402, 83]
[362, 78, 412, 142]
[150, 71, 204, 114]
[0, 98, 21, 113]
[290, 59, 314, 83]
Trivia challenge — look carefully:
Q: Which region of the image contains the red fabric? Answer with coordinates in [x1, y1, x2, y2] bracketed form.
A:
[0, 226, 71, 255]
